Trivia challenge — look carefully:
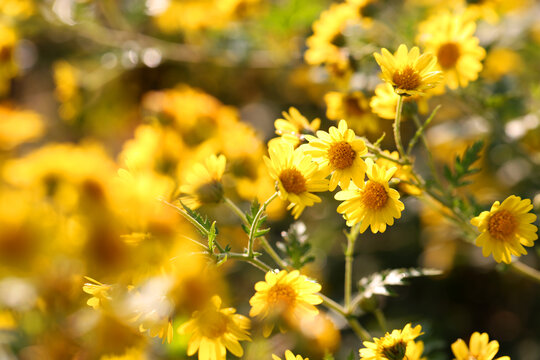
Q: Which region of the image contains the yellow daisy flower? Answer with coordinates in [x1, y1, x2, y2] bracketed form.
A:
[369, 83, 430, 120]
[83, 276, 112, 310]
[373, 44, 442, 96]
[179, 154, 227, 209]
[360, 323, 424, 360]
[249, 269, 322, 337]
[375, 150, 421, 196]
[335, 159, 404, 233]
[272, 107, 321, 148]
[301, 119, 367, 191]
[264, 141, 329, 219]
[470, 195, 538, 264]
[272, 350, 309, 360]
[417, 11, 486, 90]
[178, 295, 251, 360]
[451, 332, 510, 360]
[325, 91, 379, 135]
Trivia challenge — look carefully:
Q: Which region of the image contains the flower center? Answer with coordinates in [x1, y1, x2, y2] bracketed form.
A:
[344, 96, 366, 117]
[488, 210, 517, 240]
[381, 340, 407, 360]
[437, 42, 460, 69]
[361, 181, 388, 210]
[195, 180, 224, 204]
[392, 66, 421, 91]
[279, 168, 307, 194]
[328, 141, 356, 170]
[199, 309, 229, 338]
[267, 284, 296, 310]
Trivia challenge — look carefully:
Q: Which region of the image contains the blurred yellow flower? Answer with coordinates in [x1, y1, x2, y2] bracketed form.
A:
[302, 119, 367, 191]
[325, 91, 379, 135]
[482, 47, 522, 81]
[0, 105, 44, 150]
[359, 323, 423, 360]
[370, 83, 430, 120]
[272, 350, 308, 360]
[373, 44, 442, 96]
[179, 154, 226, 209]
[249, 269, 322, 337]
[100, 347, 146, 360]
[264, 141, 329, 219]
[178, 295, 251, 360]
[0, 0, 34, 18]
[417, 11, 486, 90]
[53, 60, 81, 121]
[451, 332, 510, 360]
[83, 276, 112, 310]
[272, 107, 320, 148]
[471, 195, 538, 263]
[335, 158, 404, 233]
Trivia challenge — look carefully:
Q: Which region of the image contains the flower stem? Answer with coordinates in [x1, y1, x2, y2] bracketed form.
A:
[393, 95, 406, 160]
[344, 224, 360, 312]
[224, 197, 249, 225]
[248, 192, 279, 257]
[509, 261, 540, 285]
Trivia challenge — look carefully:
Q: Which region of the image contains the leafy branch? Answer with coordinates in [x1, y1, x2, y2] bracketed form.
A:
[443, 140, 484, 188]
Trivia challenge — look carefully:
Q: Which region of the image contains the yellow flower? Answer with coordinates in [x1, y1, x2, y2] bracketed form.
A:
[53, 60, 81, 121]
[482, 47, 521, 82]
[272, 350, 309, 360]
[0, 105, 43, 150]
[178, 295, 251, 360]
[0, 0, 34, 18]
[100, 347, 146, 360]
[369, 83, 430, 120]
[0, 23, 18, 95]
[375, 150, 421, 196]
[302, 119, 367, 191]
[360, 323, 423, 360]
[179, 154, 227, 209]
[83, 276, 112, 310]
[249, 269, 322, 337]
[417, 11, 486, 90]
[470, 195, 538, 264]
[272, 107, 321, 148]
[264, 141, 329, 219]
[373, 44, 442, 96]
[335, 158, 404, 233]
[451, 332, 510, 360]
[325, 91, 379, 135]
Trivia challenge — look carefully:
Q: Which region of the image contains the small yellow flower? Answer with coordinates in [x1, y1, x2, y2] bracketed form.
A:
[272, 107, 321, 147]
[302, 119, 367, 191]
[272, 350, 309, 360]
[375, 150, 421, 196]
[264, 141, 329, 219]
[417, 11, 486, 90]
[249, 270, 322, 337]
[451, 332, 510, 360]
[373, 44, 442, 96]
[178, 295, 251, 360]
[0, 105, 44, 150]
[179, 154, 227, 209]
[335, 159, 404, 233]
[369, 83, 430, 120]
[82, 276, 112, 310]
[360, 323, 423, 360]
[325, 91, 379, 135]
[471, 195, 538, 264]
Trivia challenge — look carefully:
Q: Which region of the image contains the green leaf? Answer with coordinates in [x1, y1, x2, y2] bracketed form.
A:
[208, 221, 217, 253]
[243, 198, 270, 240]
[276, 222, 315, 269]
[179, 200, 217, 236]
[443, 140, 484, 188]
[357, 268, 442, 300]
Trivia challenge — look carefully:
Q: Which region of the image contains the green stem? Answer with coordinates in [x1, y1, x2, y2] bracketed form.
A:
[374, 308, 387, 332]
[344, 225, 360, 312]
[393, 95, 406, 160]
[227, 253, 273, 272]
[249, 192, 279, 257]
[348, 317, 372, 342]
[224, 197, 249, 225]
[407, 105, 440, 156]
[508, 261, 540, 285]
[364, 141, 410, 165]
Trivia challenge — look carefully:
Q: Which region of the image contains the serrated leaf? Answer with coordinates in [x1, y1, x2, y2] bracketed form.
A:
[356, 268, 442, 301]
[277, 222, 314, 269]
[179, 200, 216, 236]
[443, 140, 484, 188]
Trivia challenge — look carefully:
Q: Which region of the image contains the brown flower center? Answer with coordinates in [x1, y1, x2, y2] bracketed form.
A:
[328, 141, 356, 170]
[267, 284, 296, 310]
[361, 181, 388, 210]
[199, 309, 229, 338]
[437, 42, 460, 69]
[392, 66, 421, 91]
[195, 180, 224, 204]
[488, 210, 517, 240]
[279, 168, 307, 194]
[344, 96, 366, 117]
[381, 340, 407, 360]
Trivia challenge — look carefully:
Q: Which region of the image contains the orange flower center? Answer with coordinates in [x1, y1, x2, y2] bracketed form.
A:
[199, 310, 229, 338]
[437, 42, 460, 69]
[488, 210, 517, 240]
[328, 141, 356, 170]
[392, 66, 421, 91]
[361, 181, 388, 210]
[279, 168, 307, 194]
[267, 284, 296, 310]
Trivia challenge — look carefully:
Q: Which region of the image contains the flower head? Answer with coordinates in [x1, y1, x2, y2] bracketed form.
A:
[272, 350, 309, 360]
[264, 141, 329, 219]
[178, 295, 251, 360]
[302, 119, 367, 191]
[273, 107, 320, 147]
[373, 44, 442, 96]
[179, 154, 227, 208]
[83, 276, 112, 310]
[325, 91, 379, 135]
[451, 332, 510, 360]
[471, 195, 538, 263]
[335, 159, 404, 233]
[249, 270, 322, 337]
[360, 324, 424, 360]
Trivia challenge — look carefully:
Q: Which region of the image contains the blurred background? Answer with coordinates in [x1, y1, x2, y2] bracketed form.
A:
[1, 0, 540, 359]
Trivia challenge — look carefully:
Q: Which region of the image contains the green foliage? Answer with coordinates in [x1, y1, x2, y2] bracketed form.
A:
[276, 222, 315, 269]
[179, 200, 218, 237]
[443, 140, 484, 188]
[242, 199, 270, 239]
[357, 268, 442, 300]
